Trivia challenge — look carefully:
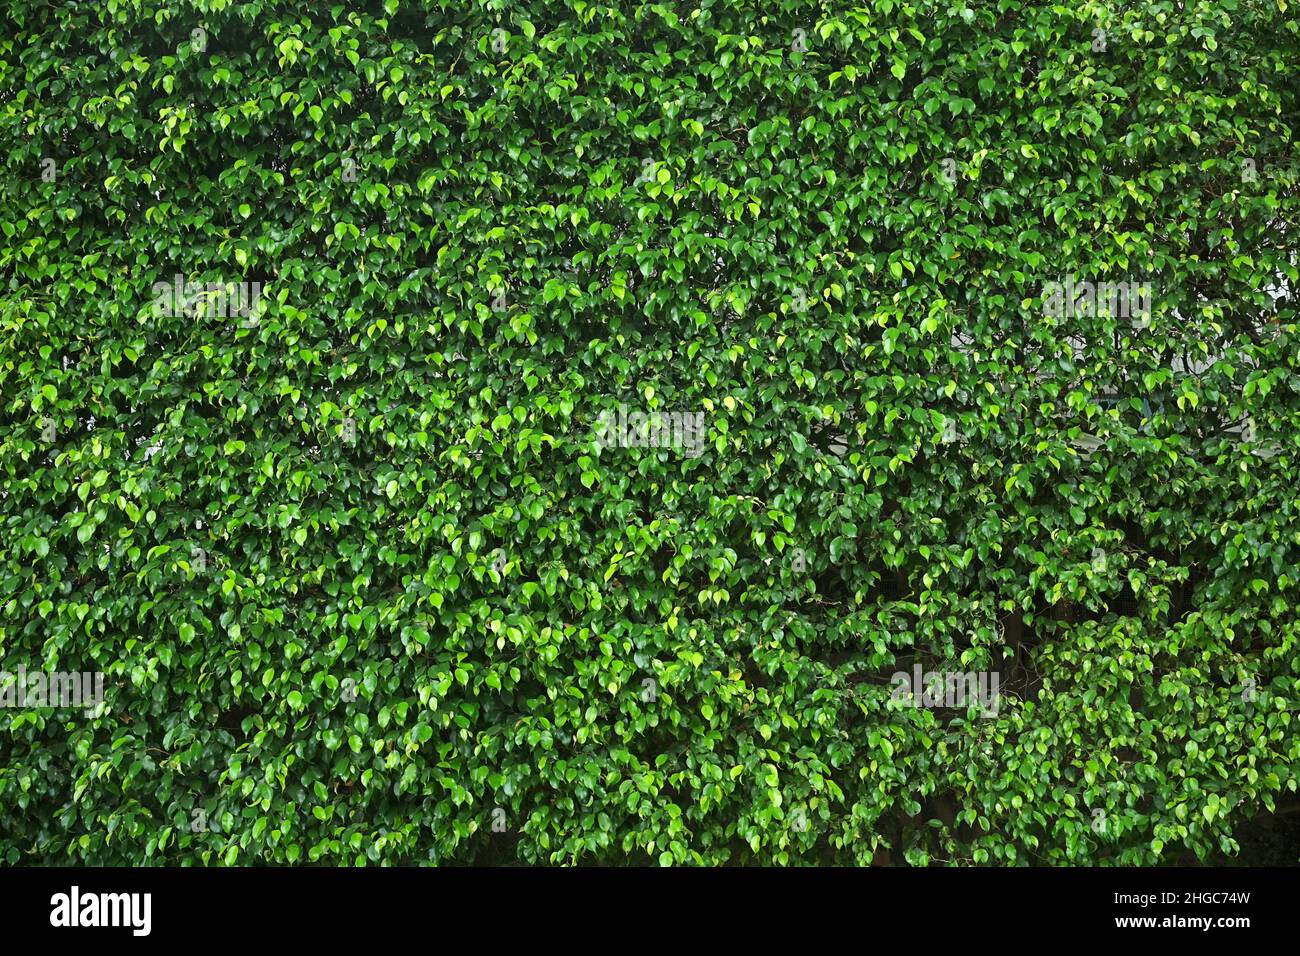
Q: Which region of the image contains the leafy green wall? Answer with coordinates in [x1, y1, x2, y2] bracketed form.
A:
[2, 0, 1298, 865]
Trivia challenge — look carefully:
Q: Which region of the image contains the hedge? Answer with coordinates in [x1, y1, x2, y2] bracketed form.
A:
[1, 0, 1298, 866]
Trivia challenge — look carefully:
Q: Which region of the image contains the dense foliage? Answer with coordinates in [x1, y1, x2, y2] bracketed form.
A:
[1, 0, 1298, 866]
